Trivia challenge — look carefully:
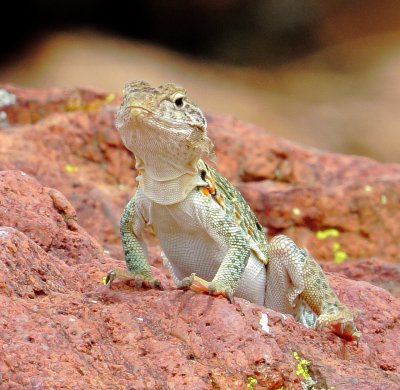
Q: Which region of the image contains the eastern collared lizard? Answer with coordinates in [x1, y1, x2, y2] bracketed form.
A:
[106, 81, 360, 343]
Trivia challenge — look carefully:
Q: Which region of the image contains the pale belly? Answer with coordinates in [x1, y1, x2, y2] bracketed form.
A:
[137, 190, 267, 305]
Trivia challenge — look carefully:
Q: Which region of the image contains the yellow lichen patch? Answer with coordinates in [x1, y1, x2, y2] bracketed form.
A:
[65, 94, 115, 112]
[332, 242, 348, 264]
[65, 164, 79, 173]
[316, 228, 340, 240]
[293, 351, 317, 389]
[64, 96, 82, 112]
[84, 99, 105, 111]
[246, 376, 257, 389]
[316, 229, 347, 263]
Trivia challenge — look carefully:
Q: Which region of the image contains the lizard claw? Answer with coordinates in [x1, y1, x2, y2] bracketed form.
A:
[105, 269, 117, 286]
[177, 273, 197, 290]
[177, 273, 210, 293]
[316, 312, 361, 344]
[104, 267, 163, 290]
[208, 282, 235, 304]
[177, 274, 235, 303]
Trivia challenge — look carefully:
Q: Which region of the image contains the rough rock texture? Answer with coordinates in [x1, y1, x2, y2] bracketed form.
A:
[207, 115, 400, 263]
[0, 170, 103, 265]
[1, 85, 399, 265]
[0, 220, 399, 388]
[1, 85, 400, 388]
[0, 85, 129, 259]
[323, 258, 400, 298]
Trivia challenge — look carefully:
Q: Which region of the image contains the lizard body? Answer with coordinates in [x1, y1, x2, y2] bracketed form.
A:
[107, 81, 360, 343]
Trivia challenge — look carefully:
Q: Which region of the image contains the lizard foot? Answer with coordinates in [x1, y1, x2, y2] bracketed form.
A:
[104, 267, 163, 290]
[316, 311, 361, 345]
[177, 274, 235, 303]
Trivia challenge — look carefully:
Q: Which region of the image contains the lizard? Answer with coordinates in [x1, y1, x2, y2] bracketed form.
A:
[106, 80, 361, 343]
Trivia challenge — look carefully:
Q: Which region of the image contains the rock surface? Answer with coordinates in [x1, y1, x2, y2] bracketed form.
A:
[0, 218, 399, 388]
[1, 85, 399, 265]
[207, 115, 400, 263]
[0, 85, 400, 388]
[0, 170, 103, 265]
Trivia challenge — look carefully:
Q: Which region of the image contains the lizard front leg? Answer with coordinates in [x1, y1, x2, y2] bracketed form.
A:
[178, 192, 251, 303]
[266, 235, 360, 343]
[105, 195, 162, 290]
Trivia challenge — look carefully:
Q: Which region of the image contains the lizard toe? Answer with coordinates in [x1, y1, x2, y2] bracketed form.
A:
[104, 269, 117, 286]
[104, 267, 163, 290]
[208, 283, 235, 304]
[178, 275, 236, 303]
[316, 312, 361, 344]
[177, 273, 196, 291]
[179, 274, 212, 293]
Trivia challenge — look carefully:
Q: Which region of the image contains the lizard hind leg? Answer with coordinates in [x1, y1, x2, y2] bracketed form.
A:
[301, 249, 361, 343]
[266, 235, 360, 343]
[265, 235, 307, 317]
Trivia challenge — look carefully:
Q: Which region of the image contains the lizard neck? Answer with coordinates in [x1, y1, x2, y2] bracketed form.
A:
[135, 156, 207, 205]
[119, 121, 211, 204]
[134, 153, 199, 181]
[120, 120, 205, 180]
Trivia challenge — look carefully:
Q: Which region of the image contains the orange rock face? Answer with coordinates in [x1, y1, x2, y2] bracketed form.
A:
[0, 85, 400, 388]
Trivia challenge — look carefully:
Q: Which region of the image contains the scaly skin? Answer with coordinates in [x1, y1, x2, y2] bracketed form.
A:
[107, 80, 360, 344]
[105, 196, 162, 290]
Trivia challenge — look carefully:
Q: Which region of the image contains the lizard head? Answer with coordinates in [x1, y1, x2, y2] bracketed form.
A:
[115, 81, 215, 162]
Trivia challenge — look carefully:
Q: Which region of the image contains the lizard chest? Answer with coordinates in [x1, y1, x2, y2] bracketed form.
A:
[136, 188, 228, 278]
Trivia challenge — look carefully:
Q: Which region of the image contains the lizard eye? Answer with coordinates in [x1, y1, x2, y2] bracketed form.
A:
[173, 94, 185, 108]
[174, 97, 184, 108]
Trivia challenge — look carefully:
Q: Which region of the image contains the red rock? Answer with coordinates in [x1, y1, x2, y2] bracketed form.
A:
[323, 258, 400, 298]
[0, 227, 399, 388]
[1, 85, 400, 387]
[0, 227, 74, 298]
[0, 85, 130, 259]
[205, 114, 400, 262]
[2, 85, 400, 265]
[0, 170, 103, 264]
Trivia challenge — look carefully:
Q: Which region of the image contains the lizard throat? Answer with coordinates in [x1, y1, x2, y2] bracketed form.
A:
[136, 170, 206, 205]
[134, 153, 207, 205]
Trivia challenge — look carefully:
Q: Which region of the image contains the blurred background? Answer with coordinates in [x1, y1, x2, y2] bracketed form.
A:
[1, 0, 399, 162]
